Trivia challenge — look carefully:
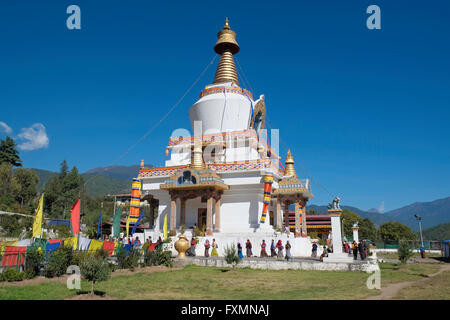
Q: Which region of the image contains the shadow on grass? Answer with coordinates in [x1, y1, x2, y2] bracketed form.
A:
[76, 290, 106, 296]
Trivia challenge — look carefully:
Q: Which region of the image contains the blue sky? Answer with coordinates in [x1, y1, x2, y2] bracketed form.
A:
[0, 1, 449, 212]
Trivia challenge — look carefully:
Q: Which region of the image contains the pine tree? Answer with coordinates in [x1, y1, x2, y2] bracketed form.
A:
[0, 136, 22, 167]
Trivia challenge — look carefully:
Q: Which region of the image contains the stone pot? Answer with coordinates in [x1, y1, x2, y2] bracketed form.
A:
[174, 234, 190, 258]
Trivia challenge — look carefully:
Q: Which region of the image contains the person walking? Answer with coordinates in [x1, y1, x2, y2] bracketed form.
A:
[352, 241, 358, 260]
[211, 238, 219, 256]
[245, 239, 253, 257]
[204, 239, 210, 257]
[237, 241, 244, 259]
[260, 240, 268, 258]
[190, 237, 197, 256]
[276, 240, 284, 259]
[270, 239, 276, 257]
[285, 241, 292, 262]
[311, 241, 318, 258]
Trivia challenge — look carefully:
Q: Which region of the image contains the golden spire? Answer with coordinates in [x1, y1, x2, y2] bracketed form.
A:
[213, 18, 240, 85]
[190, 141, 205, 170]
[284, 149, 297, 177]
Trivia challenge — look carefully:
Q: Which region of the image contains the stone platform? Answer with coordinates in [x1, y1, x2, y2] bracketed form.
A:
[173, 256, 380, 272]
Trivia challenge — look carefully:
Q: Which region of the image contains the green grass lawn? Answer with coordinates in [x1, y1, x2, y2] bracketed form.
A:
[394, 270, 450, 300]
[0, 263, 445, 300]
[377, 252, 442, 260]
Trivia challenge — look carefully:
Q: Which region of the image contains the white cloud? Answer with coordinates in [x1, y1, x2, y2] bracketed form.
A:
[377, 201, 385, 213]
[0, 121, 12, 134]
[17, 123, 49, 151]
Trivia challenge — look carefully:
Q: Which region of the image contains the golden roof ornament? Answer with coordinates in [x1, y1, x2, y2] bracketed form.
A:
[284, 149, 297, 177]
[190, 141, 205, 170]
[213, 18, 240, 85]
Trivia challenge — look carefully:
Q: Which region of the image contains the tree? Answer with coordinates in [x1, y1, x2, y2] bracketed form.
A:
[0, 136, 22, 167]
[44, 161, 84, 218]
[224, 244, 240, 268]
[379, 221, 417, 244]
[341, 209, 363, 239]
[0, 163, 20, 211]
[13, 168, 39, 210]
[359, 218, 377, 241]
[398, 240, 414, 263]
[80, 255, 111, 294]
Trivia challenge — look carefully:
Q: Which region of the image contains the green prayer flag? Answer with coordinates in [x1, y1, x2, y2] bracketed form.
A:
[113, 207, 122, 238]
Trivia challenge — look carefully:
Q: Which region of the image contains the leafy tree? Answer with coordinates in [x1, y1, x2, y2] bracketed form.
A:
[44, 160, 84, 218]
[359, 218, 377, 241]
[398, 240, 414, 263]
[0, 136, 22, 167]
[341, 209, 363, 239]
[224, 244, 240, 268]
[0, 163, 20, 200]
[379, 221, 417, 244]
[80, 255, 111, 294]
[13, 168, 39, 210]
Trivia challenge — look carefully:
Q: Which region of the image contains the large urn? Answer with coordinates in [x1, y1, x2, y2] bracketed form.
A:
[174, 235, 190, 258]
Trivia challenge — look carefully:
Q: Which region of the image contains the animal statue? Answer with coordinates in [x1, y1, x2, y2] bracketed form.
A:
[327, 196, 341, 210]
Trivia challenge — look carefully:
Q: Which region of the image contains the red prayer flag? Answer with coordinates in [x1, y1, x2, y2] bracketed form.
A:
[71, 199, 80, 235]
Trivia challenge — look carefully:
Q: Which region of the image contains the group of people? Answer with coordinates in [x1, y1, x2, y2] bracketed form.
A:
[347, 240, 369, 260]
[187, 238, 293, 261]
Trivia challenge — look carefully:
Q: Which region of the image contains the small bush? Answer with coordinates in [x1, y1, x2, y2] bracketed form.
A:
[224, 244, 240, 268]
[0, 268, 25, 282]
[45, 247, 73, 278]
[117, 247, 141, 270]
[398, 240, 414, 263]
[24, 249, 43, 278]
[80, 255, 111, 294]
[144, 249, 172, 268]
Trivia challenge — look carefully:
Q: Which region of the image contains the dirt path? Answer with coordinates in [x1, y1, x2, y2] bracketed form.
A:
[365, 264, 450, 300]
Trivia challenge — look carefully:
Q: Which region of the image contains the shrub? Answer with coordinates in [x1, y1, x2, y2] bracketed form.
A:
[144, 249, 173, 267]
[0, 268, 25, 282]
[180, 224, 186, 235]
[224, 244, 240, 268]
[45, 246, 73, 278]
[80, 255, 111, 294]
[24, 248, 43, 278]
[398, 240, 414, 263]
[117, 247, 141, 270]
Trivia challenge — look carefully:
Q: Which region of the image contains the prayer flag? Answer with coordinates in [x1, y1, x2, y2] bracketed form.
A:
[113, 207, 122, 238]
[70, 199, 80, 235]
[96, 211, 102, 239]
[32, 194, 44, 238]
[163, 214, 168, 239]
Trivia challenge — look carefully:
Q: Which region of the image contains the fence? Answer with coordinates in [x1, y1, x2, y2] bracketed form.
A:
[373, 240, 443, 251]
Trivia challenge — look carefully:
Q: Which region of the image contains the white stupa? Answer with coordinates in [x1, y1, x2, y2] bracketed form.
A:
[137, 19, 315, 256]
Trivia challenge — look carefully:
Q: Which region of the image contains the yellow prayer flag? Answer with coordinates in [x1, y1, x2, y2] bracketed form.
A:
[126, 218, 130, 239]
[163, 214, 168, 239]
[32, 194, 44, 238]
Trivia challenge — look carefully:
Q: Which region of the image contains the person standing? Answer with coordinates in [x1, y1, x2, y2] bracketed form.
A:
[311, 241, 318, 258]
[352, 241, 358, 260]
[358, 241, 365, 260]
[285, 241, 292, 262]
[190, 237, 197, 256]
[246, 239, 253, 257]
[204, 239, 210, 257]
[270, 239, 276, 257]
[260, 240, 268, 258]
[362, 240, 368, 259]
[211, 239, 219, 256]
[276, 240, 284, 259]
[237, 241, 244, 259]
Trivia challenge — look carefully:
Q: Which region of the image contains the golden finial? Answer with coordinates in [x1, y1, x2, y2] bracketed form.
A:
[213, 18, 240, 85]
[284, 149, 297, 177]
[190, 141, 205, 170]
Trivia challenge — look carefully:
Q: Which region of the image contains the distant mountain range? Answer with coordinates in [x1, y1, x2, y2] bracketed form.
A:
[31, 165, 142, 198]
[308, 196, 450, 231]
